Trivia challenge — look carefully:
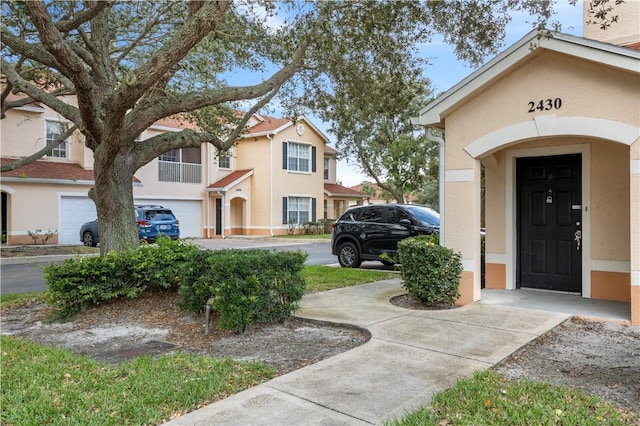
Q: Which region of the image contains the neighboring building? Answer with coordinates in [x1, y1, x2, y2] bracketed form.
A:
[349, 182, 419, 205]
[412, 2, 640, 325]
[323, 145, 369, 218]
[1, 100, 362, 244]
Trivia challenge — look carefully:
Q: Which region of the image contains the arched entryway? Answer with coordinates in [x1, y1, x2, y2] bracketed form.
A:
[229, 196, 246, 235]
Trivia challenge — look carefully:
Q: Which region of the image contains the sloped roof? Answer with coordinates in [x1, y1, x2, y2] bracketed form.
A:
[324, 183, 367, 198]
[206, 169, 253, 191]
[242, 115, 331, 144]
[247, 116, 291, 134]
[1, 158, 95, 183]
[324, 145, 338, 155]
[413, 30, 640, 127]
[0, 158, 140, 184]
[152, 115, 199, 131]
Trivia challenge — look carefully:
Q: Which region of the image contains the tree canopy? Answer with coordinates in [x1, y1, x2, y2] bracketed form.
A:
[1, 0, 566, 252]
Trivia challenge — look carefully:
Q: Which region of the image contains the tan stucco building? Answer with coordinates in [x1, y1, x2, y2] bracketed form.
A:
[413, 3, 640, 325]
[1, 106, 366, 245]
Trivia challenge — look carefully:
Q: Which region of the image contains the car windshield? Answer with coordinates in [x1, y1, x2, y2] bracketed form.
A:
[404, 206, 440, 226]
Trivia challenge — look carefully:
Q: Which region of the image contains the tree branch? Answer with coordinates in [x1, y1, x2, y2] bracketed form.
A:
[128, 37, 310, 136]
[1, 58, 82, 124]
[55, 1, 113, 33]
[0, 124, 78, 172]
[110, 1, 232, 112]
[25, 1, 89, 80]
[0, 27, 62, 70]
[112, 4, 172, 71]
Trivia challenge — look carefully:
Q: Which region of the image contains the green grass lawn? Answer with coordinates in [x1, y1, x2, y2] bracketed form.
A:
[387, 370, 635, 426]
[2, 266, 635, 425]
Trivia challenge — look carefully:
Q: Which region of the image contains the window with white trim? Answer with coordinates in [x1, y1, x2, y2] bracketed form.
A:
[324, 157, 330, 180]
[288, 142, 310, 172]
[217, 149, 232, 169]
[288, 197, 310, 223]
[46, 120, 70, 158]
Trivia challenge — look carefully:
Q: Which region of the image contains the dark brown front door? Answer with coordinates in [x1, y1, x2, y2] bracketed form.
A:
[517, 154, 582, 293]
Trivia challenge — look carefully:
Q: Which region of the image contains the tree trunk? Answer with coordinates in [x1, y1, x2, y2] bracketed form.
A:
[89, 149, 140, 254]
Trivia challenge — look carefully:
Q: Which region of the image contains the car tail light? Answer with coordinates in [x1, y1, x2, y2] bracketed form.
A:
[331, 222, 337, 229]
[137, 219, 151, 228]
[175, 219, 179, 228]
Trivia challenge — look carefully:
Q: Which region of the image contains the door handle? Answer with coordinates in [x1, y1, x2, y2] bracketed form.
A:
[574, 230, 582, 252]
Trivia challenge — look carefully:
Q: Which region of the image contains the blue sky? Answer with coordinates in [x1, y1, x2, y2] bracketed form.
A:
[332, 2, 586, 187]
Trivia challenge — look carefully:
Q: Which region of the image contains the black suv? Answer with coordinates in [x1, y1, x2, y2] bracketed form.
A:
[331, 204, 439, 268]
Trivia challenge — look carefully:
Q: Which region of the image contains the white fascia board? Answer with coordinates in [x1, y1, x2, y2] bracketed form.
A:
[243, 122, 293, 139]
[297, 116, 331, 144]
[414, 30, 539, 126]
[544, 34, 640, 72]
[15, 105, 45, 113]
[206, 170, 254, 192]
[1, 177, 94, 185]
[324, 190, 367, 198]
[413, 30, 640, 127]
[148, 124, 183, 133]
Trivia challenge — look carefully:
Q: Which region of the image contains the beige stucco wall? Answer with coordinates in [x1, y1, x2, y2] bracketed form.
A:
[1, 182, 93, 245]
[1, 96, 81, 159]
[438, 45, 639, 315]
[235, 137, 274, 232]
[231, 124, 326, 235]
[444, 52, 639, 163]
[591, 141, 630, 260]
[583, 0, 640, 46]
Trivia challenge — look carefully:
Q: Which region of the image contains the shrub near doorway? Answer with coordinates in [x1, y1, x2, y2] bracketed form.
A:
[398, 236, 462, 308]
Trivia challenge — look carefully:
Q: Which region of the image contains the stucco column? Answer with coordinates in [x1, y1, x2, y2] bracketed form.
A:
[443, 157, 482, 305]
[631, 140, 640, 326]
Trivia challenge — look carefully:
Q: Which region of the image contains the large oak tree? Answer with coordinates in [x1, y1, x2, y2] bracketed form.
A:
[2, 0, 567, 253]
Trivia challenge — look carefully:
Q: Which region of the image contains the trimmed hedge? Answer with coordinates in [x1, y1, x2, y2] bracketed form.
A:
[45, 238, 203, 319]
[397, 236, 462, 308]
[45, 239, 308, 333]
[178, 249, 308, 332]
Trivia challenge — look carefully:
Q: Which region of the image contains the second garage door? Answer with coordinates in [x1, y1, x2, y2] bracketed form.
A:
[59, 195, 97, 244]
[134, 199, 202, 238]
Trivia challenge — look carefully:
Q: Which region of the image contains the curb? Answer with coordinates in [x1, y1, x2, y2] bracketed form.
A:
[1, 253, 99, 266]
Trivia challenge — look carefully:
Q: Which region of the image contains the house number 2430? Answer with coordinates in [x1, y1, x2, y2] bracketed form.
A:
[528, 98, 562, 113]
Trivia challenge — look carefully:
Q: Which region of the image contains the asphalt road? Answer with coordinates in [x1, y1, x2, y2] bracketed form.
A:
[1, 242, 339, 295]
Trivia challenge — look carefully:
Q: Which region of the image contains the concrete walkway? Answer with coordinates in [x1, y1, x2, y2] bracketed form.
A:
[164, 279, 569, 425]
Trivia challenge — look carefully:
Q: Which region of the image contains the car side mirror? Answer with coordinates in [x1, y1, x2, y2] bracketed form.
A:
[399, 219, 412, 227]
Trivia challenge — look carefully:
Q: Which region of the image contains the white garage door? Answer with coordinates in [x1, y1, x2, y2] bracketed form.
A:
[59, 197, 202, 243]
[59, 196, 97, 244]
[134, 199, 202, 238]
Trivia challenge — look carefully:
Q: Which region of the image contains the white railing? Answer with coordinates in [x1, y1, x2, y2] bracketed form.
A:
[158, 161, 202, 183]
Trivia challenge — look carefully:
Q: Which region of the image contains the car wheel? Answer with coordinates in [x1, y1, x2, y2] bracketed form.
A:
[338, 242, 361, 268]
[82, 231, 97, 247]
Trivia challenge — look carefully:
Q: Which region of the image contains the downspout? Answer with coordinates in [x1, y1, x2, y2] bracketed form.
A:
[426, 127, 445, 245]
[268, 133, 274, 236]
[206, 143, 211, 238]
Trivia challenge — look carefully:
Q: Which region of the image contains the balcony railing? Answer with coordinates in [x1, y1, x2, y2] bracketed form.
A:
[158, 161, 202, 183]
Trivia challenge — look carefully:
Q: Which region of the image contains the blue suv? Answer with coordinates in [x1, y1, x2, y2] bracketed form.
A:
[80, 205, 180, 247]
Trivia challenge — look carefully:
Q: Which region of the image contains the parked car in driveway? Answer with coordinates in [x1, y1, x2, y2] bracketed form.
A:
[80, 205, 180, 247]
[331, 204, 439, 268]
